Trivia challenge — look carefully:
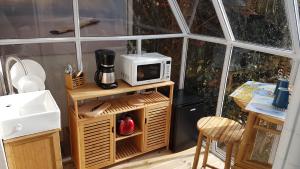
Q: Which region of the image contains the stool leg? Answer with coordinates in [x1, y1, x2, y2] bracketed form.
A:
[192, 132, 203, 169]
[202, 138, 211, 168]
[233, 143, 239, 160]
[224, 143, 233, 169]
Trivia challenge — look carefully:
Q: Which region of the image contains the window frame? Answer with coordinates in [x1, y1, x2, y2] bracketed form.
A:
[0, 0, 300, 166]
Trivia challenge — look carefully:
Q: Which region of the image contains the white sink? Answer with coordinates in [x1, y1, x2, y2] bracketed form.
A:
[0, 90, 60, 140]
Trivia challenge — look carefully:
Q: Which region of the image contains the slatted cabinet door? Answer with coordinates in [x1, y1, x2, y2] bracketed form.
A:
[79, 115, 114, 169]
[144, 102, 169, 152]
[4, 130, 62, 169]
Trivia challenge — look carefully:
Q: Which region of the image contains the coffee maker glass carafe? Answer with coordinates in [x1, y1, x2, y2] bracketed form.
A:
[94, 49, 118, 89]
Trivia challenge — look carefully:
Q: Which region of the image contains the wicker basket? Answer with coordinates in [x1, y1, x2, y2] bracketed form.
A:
[65, 73, 86, 89]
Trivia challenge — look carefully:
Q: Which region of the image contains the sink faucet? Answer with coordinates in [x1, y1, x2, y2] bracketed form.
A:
[5, 56, 28, 95]
[0, 72, 6, 95]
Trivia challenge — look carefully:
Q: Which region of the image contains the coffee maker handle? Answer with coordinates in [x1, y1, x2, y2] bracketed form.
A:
[94, 70, 103, 84]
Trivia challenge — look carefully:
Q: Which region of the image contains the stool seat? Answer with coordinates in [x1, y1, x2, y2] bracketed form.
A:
[197, 116, 244, 144]
[193, 116, 244, 169]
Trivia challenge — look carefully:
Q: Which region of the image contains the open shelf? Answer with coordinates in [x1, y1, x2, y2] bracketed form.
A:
[116, 127, 143, 141]
[67, 79, 174, 101]
[115, 107, 144, 142]
[77, 92, 169, 120]
[115, 136, 142, 162]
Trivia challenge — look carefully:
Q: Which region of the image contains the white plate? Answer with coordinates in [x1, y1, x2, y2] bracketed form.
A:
[10, 59, 46, 88]
[17, 75, 45, 93]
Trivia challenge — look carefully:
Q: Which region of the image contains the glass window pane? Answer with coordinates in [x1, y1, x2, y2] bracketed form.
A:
[0, 43, 77, 128]
[222, 0, 291, 49]
[177, 0, 224, 37]
[0, 0, 74, 39]
[184, 40, 226, 114]
[220, 47, 292, 164]
[142, 38, 183, 89]
[222, 48, 291, 122]
[79, 0, 181, 37]
[81, 41, 136, 82]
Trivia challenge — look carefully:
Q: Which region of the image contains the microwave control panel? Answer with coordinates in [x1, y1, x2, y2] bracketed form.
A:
[164, 60, 171, 80]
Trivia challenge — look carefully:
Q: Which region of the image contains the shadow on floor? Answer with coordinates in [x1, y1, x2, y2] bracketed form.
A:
[63, 147, 224, 169]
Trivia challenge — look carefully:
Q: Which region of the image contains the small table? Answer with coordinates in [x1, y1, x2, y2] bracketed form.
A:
[230, 81, 285, 169]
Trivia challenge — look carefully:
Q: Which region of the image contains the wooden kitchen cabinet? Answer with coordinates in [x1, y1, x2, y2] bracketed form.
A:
[144, 102, 170, 152]
[78, 115, 114, 169]
[67, 80, 174, 169]
[4, 129, 62, 169]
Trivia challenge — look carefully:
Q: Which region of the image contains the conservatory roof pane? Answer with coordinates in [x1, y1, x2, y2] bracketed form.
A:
[222, 0, 292, 49]
[79, 0, 181, 37]
[177, 0, 224, 37]
[0, 0, 74, 39]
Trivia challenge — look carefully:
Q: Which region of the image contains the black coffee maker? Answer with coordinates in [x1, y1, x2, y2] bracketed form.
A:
[94, 49, 118, 89]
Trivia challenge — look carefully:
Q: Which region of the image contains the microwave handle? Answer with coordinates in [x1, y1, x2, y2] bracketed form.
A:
[162, 62, 165, 79]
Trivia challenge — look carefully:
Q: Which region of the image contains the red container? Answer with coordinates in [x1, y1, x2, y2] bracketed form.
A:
[118, 115, 135, 136]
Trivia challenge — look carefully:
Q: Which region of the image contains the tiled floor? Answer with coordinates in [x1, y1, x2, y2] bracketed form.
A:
[63, 147, 225, 169]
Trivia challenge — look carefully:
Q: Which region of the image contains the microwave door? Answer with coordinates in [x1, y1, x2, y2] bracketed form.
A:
[136, 63, 161, 82]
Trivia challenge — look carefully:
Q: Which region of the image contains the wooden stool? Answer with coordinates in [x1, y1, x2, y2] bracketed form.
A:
[192, 116, 244, 169]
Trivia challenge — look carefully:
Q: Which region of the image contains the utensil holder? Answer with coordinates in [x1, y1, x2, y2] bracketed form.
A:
[65, 73, 86, 89]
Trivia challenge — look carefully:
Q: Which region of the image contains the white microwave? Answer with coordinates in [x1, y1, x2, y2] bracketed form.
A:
[120, 53, 171, 86]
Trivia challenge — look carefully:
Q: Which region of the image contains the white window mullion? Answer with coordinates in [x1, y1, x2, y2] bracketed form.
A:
[290, 60, 300, 84]
[285, 0, 300, 87]
[273, 65, 300, 169]
[137, 39, 142, 55]
[188, 34, 227, 45]
[79, 34, 184, 42]
[179, 37, 189, 89]
[273, 0, 300, 168]
[72, 0, 83, 71]
[212, 44, 233, 160]
[216, 44, 233, 116]
[285, 0, 300, 55]
[167, 0, 190, 34]
[232, 41, 294, 58]
[212, 0, 235, 42]
[0, 38, 76, 45]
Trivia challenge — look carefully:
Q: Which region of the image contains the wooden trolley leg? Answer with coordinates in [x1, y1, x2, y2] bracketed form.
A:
[202, 138, 211, 168]
[193, 132, 203, 169]
[225, 143, 233, 169]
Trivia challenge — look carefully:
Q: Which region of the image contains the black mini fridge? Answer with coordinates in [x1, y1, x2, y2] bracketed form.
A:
[169, 90, 210, 152]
